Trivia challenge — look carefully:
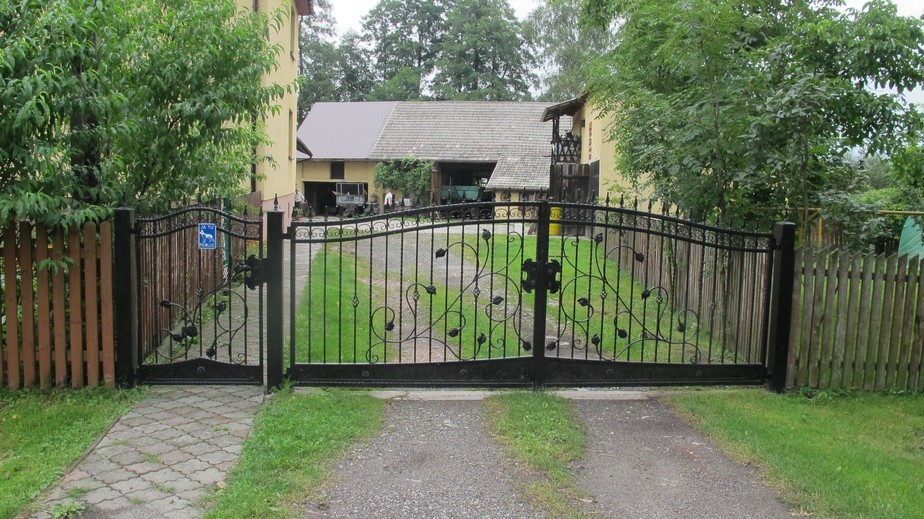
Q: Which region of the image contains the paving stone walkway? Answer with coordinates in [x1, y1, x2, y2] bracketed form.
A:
[29, 385, 264, 519]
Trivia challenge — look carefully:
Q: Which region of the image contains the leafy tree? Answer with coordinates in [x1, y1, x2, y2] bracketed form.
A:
[297, 0, 342, 121]
[367, 67, 425, 101]
[373, 158, 434, 202]
[361, 0, 448, 86]
[0, 0, 286, 226]
[336, 31, 375, 102]
[580, 0, 924, 231]
[431, 0, 535, 100]
[523, 0, 614, 101]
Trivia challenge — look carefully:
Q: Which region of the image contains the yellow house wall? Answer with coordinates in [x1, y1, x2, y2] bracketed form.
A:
[296, 160, 382, 210]
[238, 0, 299, 220]
[573, 101, 654, 206]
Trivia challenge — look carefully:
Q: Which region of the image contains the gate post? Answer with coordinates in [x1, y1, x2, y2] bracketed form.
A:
[114, 208, 138, 387]
[767, 221, 796, 393]
[266, 210, 285, 389]
[531, 201, 551, 389]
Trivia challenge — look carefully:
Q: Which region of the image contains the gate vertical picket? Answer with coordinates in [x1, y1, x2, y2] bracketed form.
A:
[3, 225, 17, 388]
[84, 222, 100, 386]
[35, 226, 52, 388]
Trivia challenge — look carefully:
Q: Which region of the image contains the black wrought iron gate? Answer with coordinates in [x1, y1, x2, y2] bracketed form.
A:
[277, 200, 795, 389]
[118, 205, 266, 385]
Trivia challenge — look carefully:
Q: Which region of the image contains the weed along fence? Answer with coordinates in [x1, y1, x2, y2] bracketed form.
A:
[787, 248, 924, 392]
[0, 221, 116, 389]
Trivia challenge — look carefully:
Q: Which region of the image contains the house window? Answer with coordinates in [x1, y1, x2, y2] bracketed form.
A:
[331, 161, 345, 180]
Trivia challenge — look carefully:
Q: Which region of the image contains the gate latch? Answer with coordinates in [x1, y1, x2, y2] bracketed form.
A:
[234, 255, 267, 290]
[522, 259, 562, 294]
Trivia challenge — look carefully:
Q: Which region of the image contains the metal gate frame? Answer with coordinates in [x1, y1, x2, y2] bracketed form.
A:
[114, 206, 265, 386]
[263, 201, 796, 391]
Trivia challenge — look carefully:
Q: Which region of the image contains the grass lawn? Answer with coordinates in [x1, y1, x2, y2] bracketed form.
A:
[485, 392, 591, 519]
[203, 388, 383, 519]
[667, 388, 924, 519]
[0, 388, 139, 519]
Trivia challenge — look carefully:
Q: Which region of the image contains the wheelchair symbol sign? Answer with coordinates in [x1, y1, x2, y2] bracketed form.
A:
[198, 223, 217, 250]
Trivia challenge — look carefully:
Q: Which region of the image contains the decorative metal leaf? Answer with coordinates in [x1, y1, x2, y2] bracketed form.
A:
[641, 288, 653, 299]
[522, 341, 532, 351]
[677, 321, 686, 333]
[183, 325, 198, 338]
[159, 300, 172, 308]
[578, 297, 589, 307]
[594, 233, 603, 244]
[634, 252, 645, 262]
[546, 341, 557, 350]
[477, 333, 486, 345]
[617, 328, 628, 339]
[591, 334, 601, 346]
[425, 285, 437, 295]
[435, 248, 447, 258]
[491, 296, 503, 305]
[481, 229, 492, 241]
[170, 331, 184, 341]
[384, 321, 394, 332]
[214, 301, 226, 314]
[448, 328, 460, 337]
[205, 346, 216, 359]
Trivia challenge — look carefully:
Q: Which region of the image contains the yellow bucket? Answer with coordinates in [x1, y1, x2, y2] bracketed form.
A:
[549, 206, 562, 236]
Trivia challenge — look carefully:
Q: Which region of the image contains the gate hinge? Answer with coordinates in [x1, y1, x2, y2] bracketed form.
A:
[234, 255, 267, 290]
[522, 259, 562, 294]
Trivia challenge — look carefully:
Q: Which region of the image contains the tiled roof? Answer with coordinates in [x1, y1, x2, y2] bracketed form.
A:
[298, 101, 561, 190]
[296, 102, 396, 160]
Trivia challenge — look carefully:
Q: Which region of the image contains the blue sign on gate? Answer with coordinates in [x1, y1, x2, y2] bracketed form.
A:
[198, 223, 217, 250]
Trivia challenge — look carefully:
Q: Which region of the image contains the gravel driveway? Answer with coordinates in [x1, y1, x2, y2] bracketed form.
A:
[303, 392, 794, 519]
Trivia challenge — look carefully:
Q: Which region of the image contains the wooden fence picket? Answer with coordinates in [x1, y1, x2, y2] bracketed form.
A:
[843, 255, 863, 389]
[35, 226, 52, 388]
[52, 229, 68, 386]
[831, 251, 849, 388]
[896, 257, 919, 390]
[18, 222, 36, 387]
[875, 255, 898, 390]
[84, 222, 100, 387]
[4, 225, 20, 389]
[68, 229, 84, 387]
[100, 221, 115, 387]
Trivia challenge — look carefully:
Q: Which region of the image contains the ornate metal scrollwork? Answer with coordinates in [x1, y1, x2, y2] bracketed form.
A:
[367, 229, 527, 362]
[148, 259, 259, 365]
[551, 233, 704, 364]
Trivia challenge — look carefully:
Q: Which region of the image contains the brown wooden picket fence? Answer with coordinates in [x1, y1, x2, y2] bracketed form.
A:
[0, 221, 115, 389]
[786, 247, 923, 391]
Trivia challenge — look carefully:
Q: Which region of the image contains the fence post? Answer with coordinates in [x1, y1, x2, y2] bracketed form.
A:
[266, 210, 284, 389]
[531, 201, 551, 390]
[768, 221, 797, 393]
[113, 208, 138, 387]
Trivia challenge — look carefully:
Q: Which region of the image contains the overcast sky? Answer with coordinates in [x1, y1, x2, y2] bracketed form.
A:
[329, 0, 923, 104]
